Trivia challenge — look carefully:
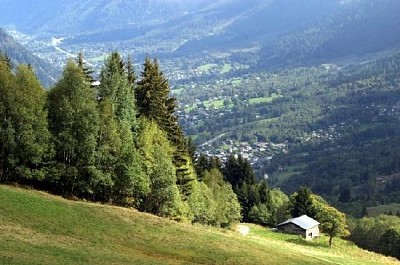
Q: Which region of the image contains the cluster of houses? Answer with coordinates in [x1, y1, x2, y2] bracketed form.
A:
[198, 139, 288, 174]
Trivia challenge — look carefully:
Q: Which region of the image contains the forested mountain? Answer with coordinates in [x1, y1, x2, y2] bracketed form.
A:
[2, 0, 400, 65]
[0, 0, 213, 34]
[0, 28, 57, 87]
[258, 0, 400, 68]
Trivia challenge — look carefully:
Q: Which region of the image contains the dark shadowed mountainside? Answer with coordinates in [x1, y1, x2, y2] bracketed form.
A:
[0, 28, 58, 87]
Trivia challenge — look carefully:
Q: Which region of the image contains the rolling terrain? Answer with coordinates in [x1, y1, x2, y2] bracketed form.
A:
[0, 185, 397, 265]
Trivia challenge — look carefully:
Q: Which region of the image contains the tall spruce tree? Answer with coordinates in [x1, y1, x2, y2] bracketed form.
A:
[126, 55, 136, 88]
[98, 52, 137, 128]
[289, 186, 317, 218]
[76, 52, 95, 86]
[223, 154, 256, 189]
[48, 60, 99, 196]
[222, 154, 263, 221]
[136, 57, 195, 199]
[96, 52, 146, 205]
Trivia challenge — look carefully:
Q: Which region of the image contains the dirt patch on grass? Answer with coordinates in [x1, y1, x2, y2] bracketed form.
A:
[232, 224, 250, 236]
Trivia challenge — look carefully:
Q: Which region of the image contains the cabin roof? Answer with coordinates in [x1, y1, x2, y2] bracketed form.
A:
[277, 215, 319, 230]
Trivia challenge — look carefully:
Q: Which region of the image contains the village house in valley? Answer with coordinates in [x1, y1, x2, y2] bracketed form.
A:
[277, 215, 320, 240]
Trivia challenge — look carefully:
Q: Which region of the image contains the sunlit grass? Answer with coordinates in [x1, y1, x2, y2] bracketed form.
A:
[275, 164, 308, 186]
[221, 64, 232, 74]
[197, 64, 218, 72]
[249, 94, 280, 105]
[204, 99, 225, 109]
[0, 185, 398, 265]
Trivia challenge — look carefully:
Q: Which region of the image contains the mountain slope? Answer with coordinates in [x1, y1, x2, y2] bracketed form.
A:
[0, 0, 214, 35]
[258, 0, 400, 68]
[0, 28, 57, 87]
[0, 185, 397, 265]
[1, 0, 400, 67]
[174, 0, 341, 56]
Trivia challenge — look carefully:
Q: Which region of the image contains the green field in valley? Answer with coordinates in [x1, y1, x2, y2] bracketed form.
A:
[367, 203, 400, 217]
[248, 94, 281, 105]
[0, 185, 398, 265]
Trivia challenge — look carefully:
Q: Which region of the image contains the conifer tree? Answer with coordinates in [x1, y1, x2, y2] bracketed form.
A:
[98, 52, 137, 129]
[136, 57, 195, 198]
[289, 186, 317, 219]
[223, 154, 256, 190]
[126, 55, 136, 88]
[76, 52, 95, 86]
[96, 52, 145, 204]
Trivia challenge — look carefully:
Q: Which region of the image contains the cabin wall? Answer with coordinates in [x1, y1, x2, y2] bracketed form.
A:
[278, 223, 304, 235]
[305, 226, 319, 240]
[278, 223, 319, 240]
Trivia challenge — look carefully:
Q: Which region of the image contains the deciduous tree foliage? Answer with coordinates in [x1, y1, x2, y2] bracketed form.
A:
[0, 59, 50, 182]
[350, 215, 400, 259]
[315, 201, 350, 247]
[0, 54, 17, 180]
[10, 65, 51, 180]
[47, 60, 99, 196]
[188, 180, 216, 225]
[203, 168, 241, 227]
[137, 119, 186, 219]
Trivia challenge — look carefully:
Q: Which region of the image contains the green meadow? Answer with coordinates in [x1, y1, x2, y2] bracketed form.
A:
[0, 185, 398, 265]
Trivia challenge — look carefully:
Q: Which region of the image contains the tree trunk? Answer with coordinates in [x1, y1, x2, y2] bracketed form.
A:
[329, 234, 333, 247]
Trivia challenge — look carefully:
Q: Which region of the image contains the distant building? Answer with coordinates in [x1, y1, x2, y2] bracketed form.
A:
[277, 215, 320, 240]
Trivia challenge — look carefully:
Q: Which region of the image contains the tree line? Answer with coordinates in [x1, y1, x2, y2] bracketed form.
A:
[0, 52, 299, 228]
[349, 215, 400, 259]
[0, 52, 241, 226]
[0, 52, 351, 249]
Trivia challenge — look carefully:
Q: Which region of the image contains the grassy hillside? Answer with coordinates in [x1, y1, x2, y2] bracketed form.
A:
[0, 185, 398, 265]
